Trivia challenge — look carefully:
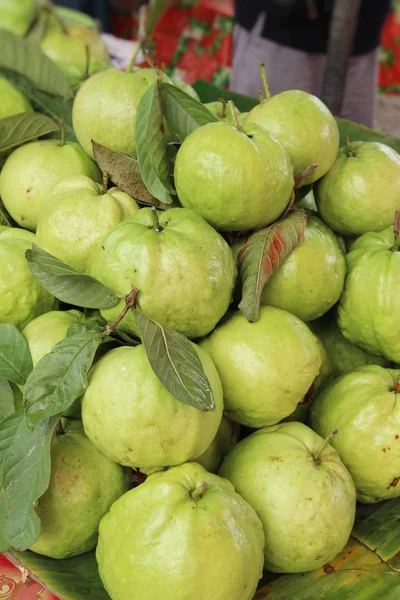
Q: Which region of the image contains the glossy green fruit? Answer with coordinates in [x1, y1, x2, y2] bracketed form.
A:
[0, 75, 32, 119]
[201, 306, 321, 427]
[0, 0, 36, 36]
[174, 121, 293, 231]
[195, 415, 240, 473]
[82, 344, 223, 473]
[338, 226, 400, 362]
[261, 215, 346, 321]
[311, 365, 400, 503]
[0, 140, 101, 231]
[36, 175, 139, 273]
[0, 228, 56, 329]
[315, 141, 400, 235]
[171, 77, 200, 100]
[246, 90, 339, 185]
[30, 420, 130, 559]
[97, 462, 265, 600]
[90, 207, 236, 339]
[220, 422, 356, 572]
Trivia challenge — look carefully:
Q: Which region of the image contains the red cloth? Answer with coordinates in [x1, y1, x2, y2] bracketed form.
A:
[379, 10, 400, 93]
[0, 554, 59, 599]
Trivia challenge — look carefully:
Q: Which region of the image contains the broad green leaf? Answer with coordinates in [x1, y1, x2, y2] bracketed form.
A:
[0, 111, 58, 153]
[135, 311, 214, 411]
[26, 246, 120, 309]
[135, 80, 174, 205]
[337, 117, 400, 154]
[353, 497, 400, 562]
[0, 377, 14, 423]
[0, 29, 73, 99]
[67, 317, 107, 337]
[238, 210, 308, 322]
[111, 329, 141, 347]
[24, 332, 102, 428]
[92, 140, 169, 209]
[0, 324, 33, 385]
[162, 82, 217, 141]
[2, 415, 59, 550]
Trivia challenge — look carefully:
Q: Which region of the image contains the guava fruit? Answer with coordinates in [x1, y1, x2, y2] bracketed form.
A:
[312, 312, 389, 377]
[82, 344, 223, 473]
[40, 23, 111, 89]
[195, 415, 240, 473]
[338, 225, 400, 362]
[311, 365, 400, 503]
[171, 77, 200, 100]
[174, 121, 293, 231]
[0, 140, 101, 231]
[89, 207, 236, 339]
[261, 215, 346, 321]
[0, 0, 36, 36]
[200, 306, 321, 427]
[315, 141, 400, 235]
[246, 90, 339, 185]
[219, 421, 356, 572]
[0, 76, 32, 119]
[36, 175, 139, 273]
[0, 228, 56, 329]
[72, 67, 170, 158]
[96, 462, 264, 600]
[30, 419, 131, 559]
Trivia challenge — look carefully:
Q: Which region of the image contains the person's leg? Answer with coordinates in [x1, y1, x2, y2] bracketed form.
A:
[339, 49, 380, 127]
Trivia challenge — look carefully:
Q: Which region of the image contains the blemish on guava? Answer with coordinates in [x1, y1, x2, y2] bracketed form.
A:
[269, 456, 283, 462]
[395, 435, 399, 439]
[26, 187, 32, 194]
[324, 564, 335, 574]
[389, 477, 400, 488]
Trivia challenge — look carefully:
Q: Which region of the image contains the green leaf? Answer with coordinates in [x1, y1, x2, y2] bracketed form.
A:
[134, 80, 174, 205]
[0, 324, 33, 385]
[337, 117, 400, 154]
[0, 378, 15, 423]
[67, 317, 107, 337]
[26, 245, 120, 309]
[353, 497, 400, 562]
[1, 415, 59, 550]
[238, 210, 308, 322]
[92, 140, 170, 209]
[0, 29, 73, 99]
[0, 111, 59, 153]
[24, 332, 102, 428]
[162, 82, 217, 141]
[135, 311, 215, 411]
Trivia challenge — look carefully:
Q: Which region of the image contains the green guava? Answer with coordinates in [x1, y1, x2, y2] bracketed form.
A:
[200, 306, 321, 427]
[338, 225, 400, 362]
[203, 101, 240, 121]
[171, 77, 200, 100]
[311, 365, 400, 503]
[30, 419, 130, 559]
[0, 140, 101, 231]
[89, 207, 237, 339]
[312, 312, 389, 377]
[82, 344, 223, 473]
[246, 90, 339, 185]
[0, 76, 32, 119]
[36, 175, 139, 273]
[219, 421, 356, 572]
[0, 228, 56, 329]
[194, 415, 240, 473]
[96, 462, 265, 600]
[261, 215, 346, 321]
[315, 141, 400, 235]
[174, 121, 293, 231]
[0, 0, 36, 36]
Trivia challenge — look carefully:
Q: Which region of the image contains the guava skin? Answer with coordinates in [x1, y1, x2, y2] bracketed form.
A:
[0, 76, 32, 119]
[315, 142, 400, 236]
[82, 344, 223, 473]
[0, 0, 36, 36]
[30, 420, 131, 559]
[90, 207, 237, 339]
[36, 175, 139, 273]
[312, 312, 389, 377]
[310, 365, 400, 503]
[194, 415, 240, 473]
[96, 462, 265, 600]
[0, 229, 56, 329]
[0, 140, 101, 231]
[171, 78, 200, 100]
[219, 422, 356, 572]
[200, 306, 321, 427]
[246, 90, 339, 185]
[338, 226, 400, 362]
[261, 215, 346, 321]
[174, 121, 293, 231]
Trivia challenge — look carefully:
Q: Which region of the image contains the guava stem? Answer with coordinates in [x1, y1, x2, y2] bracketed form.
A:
[190, 481, 208, 501]
[47, 2, 69, 35]
[393, 374, 400, 394]
[294, 163, 319, 190]
[102, 288, 139, 337]
[126, 42, 142, 72]
[314, 428, 339, 464]
[259, 63, 271, 101]
[228, 101, 241, 131]
[101, 171, 109, 195]
[394, 211, 400, 251]
[55, 419, 64, 436]
[83, 44, 91, 81]
[218, 97, 227, 119]
[345, 136, 353, 157]
[259, 90, 265, 103]
[151, 206, 162, 231]
[58, 118, 65, 147]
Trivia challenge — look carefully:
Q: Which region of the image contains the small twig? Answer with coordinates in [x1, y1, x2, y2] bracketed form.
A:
[259, 63, 271, 101]
[314, 428, 339, 464]
[83, 44, 90, 80]
[393, 211, 400, 252]
[294, 163, 319, 189]
[101, 171, 109, 195]
[126, 41, 142, 72]
[102, 288, 139, 337]
[392, 373, 400, 394]
[190, 481, 208, 500]
[151, 206, 162, 231]
[58, 118, 65, 146]
[259, 90, 265, 103]
[217, 97, 228, 118]
[345, 135, 353, 157]
[228, 100, 241, 131]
